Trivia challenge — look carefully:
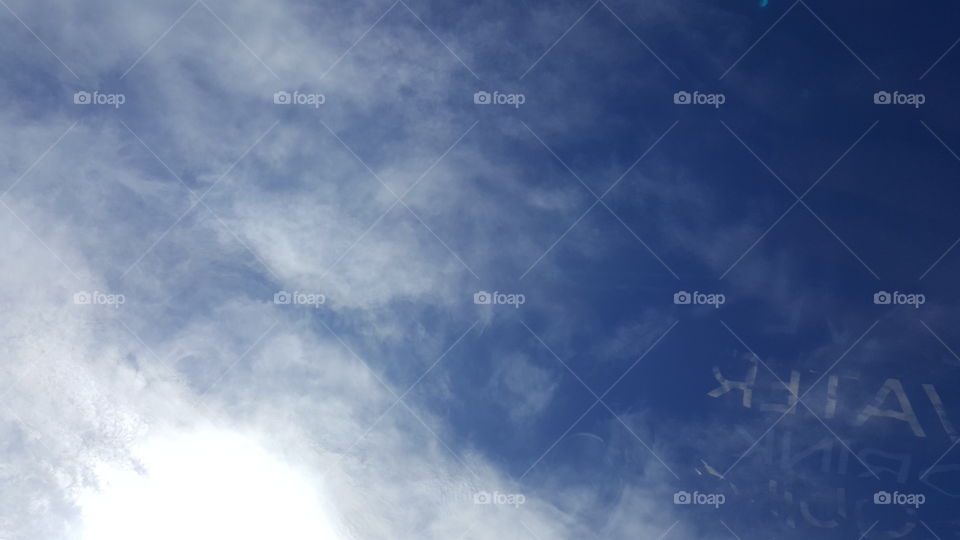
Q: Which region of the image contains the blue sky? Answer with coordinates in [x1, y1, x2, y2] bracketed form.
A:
[2, 0, 960, 538]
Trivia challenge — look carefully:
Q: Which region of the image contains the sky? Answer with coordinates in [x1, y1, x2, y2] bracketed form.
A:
[1, 0, 960, 538]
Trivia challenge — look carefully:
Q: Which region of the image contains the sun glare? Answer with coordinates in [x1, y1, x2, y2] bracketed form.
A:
[79, 430, 345, 540]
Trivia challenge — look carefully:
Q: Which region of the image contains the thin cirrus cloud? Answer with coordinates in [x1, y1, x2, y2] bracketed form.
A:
[0, 0, 701, 538]
[5, 0, 958, 539]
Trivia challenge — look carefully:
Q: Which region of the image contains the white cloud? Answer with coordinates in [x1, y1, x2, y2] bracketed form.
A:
[0, 0, 718, 538]
[78, 429, 347, 540]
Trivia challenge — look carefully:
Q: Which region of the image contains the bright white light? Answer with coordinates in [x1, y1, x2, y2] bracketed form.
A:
[79, 429, 346, 540]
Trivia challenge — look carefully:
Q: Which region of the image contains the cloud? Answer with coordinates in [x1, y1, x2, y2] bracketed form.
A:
[489, 352, 559, 425]
[0, 0, 772, 538]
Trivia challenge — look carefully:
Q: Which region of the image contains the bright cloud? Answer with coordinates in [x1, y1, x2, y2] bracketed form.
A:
[79, 430, 347, 540]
